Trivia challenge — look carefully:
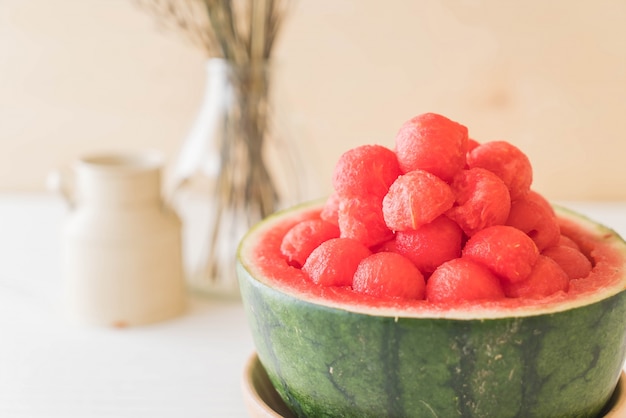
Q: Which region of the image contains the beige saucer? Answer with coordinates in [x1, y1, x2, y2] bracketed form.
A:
[242, 352, 626, 418]
[242, 353, 296, 418]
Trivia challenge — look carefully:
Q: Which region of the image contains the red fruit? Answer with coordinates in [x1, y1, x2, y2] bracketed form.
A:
[503, 255, 570, 299]
[382, 169, 455, 231]
[395, 215, 463, 274]
[463, 225, 540, 283]
[332, 144, 401, 199]
[353, 252, 426, 300]
[446, 167, 511, 236]
[467, 140, 533, 200]
[320, 193, 340, 226]
[506, 196, 560, 251]
[542, 245, 592, 280]
[558, 234, 581, 250]
[426, 258, 505, 303]
[303, 238, 372, 287]
[280, 219, 341, 268]
[373, 238, 397, 253]
[527, 190, 555, 215]
[394, 113, 469, 181]
[467, 138, 481, 153]
[338, 197, 394, 248]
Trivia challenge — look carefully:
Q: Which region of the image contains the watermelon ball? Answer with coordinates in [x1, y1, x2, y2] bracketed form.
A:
[426, 258, 505, 303]
[373, 238, 397, 253]
[353, 252, 426, 300]
[502, 255, 570, 299]
[382, 169, 455, 231]
[395, 215, 463, 275]
[467, 138, 481, 153]
[394, 112, 469, 182]
[332, 144, 401, 199]
[303, 238, 372, 287]
[338, 197, 394, 248]
[446, 167, 511, 236]
[527, 189, 555, 215]
[558, 234, 581, 250]
[467, 140, 533, 200]
[280, 219, 341, 268]
[463, 225, 540, 283]
[542, 245, 593, 280]
[505, 196, 560, 251]
[320, 192, 340, 226]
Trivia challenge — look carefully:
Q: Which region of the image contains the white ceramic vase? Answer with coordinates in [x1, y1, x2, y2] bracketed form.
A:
[170, 59, 305, 298]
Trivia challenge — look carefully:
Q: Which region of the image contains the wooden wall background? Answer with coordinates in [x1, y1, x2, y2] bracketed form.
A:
[1, 0, 625, 200]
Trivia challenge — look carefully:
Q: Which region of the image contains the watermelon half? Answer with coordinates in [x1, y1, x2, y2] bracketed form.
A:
[237, 201, 626, 418]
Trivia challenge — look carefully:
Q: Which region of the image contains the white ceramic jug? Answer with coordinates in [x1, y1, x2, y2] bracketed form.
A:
[56, 151, 186, 327]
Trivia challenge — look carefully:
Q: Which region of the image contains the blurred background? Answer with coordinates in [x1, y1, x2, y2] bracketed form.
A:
[1, 0, 625, 200]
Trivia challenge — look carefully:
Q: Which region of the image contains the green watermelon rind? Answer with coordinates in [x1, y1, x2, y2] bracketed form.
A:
[237, 202, 626, 417]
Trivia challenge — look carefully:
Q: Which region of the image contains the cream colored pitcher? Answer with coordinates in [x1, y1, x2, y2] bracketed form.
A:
[53, 151, 186, 327]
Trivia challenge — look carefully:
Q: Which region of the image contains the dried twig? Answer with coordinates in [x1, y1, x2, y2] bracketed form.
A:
[136, 0, 291, 63]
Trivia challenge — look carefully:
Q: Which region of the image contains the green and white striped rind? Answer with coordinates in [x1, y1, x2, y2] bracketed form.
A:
[237, 202, 626, 417]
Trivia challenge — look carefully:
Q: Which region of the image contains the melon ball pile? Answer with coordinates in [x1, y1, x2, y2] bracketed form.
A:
[280, 113, 593, 303]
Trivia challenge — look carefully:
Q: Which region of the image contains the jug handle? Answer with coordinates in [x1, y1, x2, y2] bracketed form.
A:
[46, 169, 74, 209]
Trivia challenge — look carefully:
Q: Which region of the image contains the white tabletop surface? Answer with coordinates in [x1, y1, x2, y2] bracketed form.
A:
[0, 193, 255, 418]
[0, 193, 625, 418]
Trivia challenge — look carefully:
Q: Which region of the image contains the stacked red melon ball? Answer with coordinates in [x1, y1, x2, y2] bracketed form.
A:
[280, 113, 593, 303]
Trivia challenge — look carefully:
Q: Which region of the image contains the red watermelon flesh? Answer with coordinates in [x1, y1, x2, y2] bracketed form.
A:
[260, 112, 624, 309]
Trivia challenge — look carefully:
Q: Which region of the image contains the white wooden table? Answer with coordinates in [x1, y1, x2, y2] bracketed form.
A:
[0, 193, 624, 417]
[0, 193, 255, 418]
